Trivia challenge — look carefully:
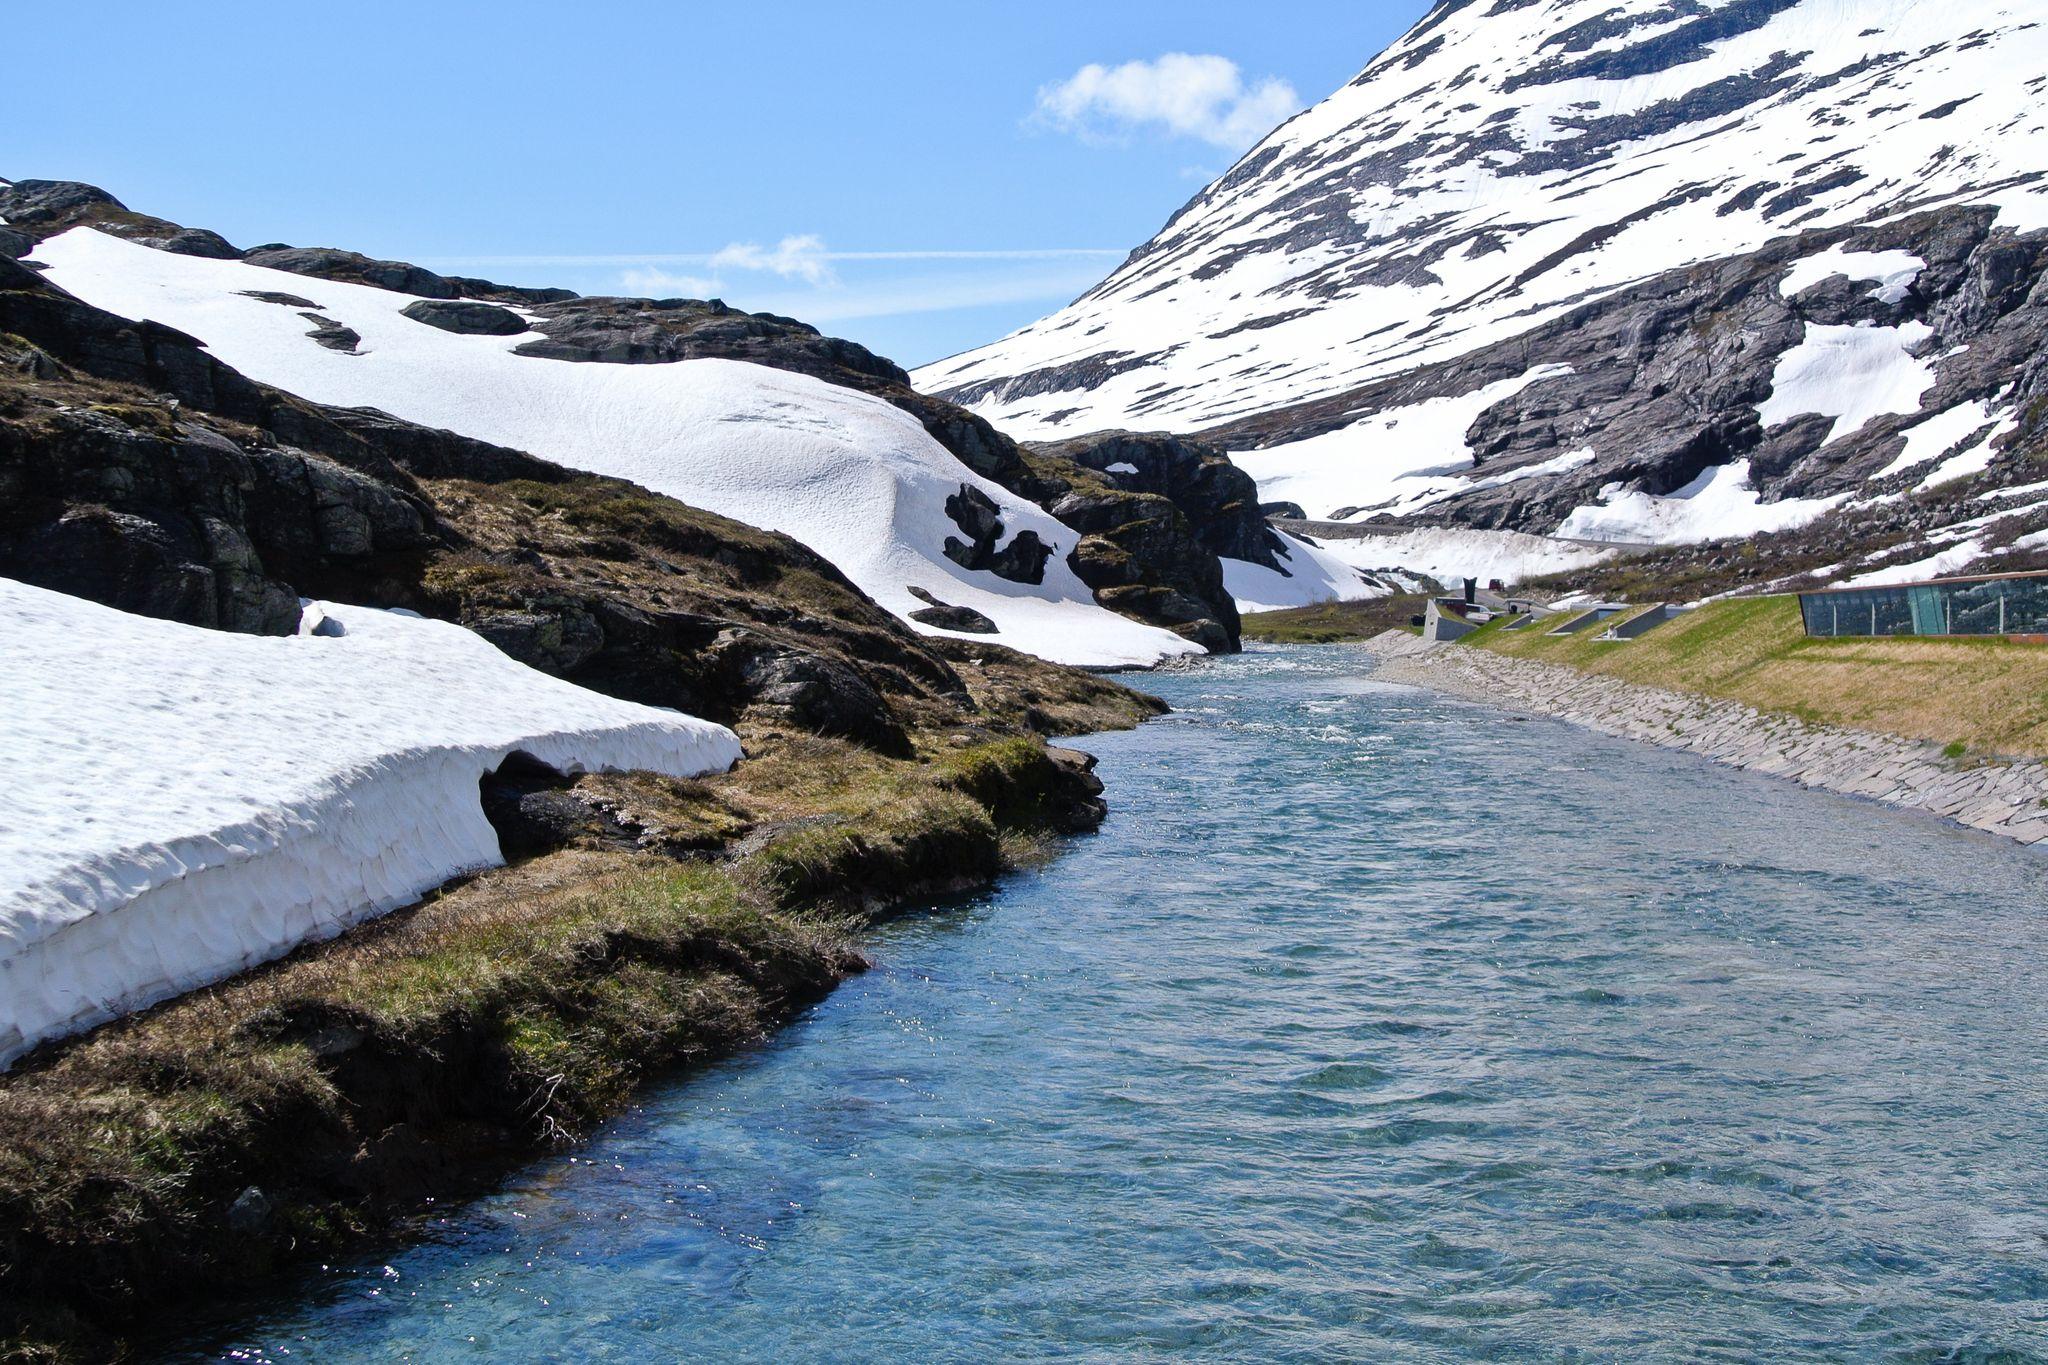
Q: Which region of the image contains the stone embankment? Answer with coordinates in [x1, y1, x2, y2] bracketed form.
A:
[1368, 633, 2048, 848]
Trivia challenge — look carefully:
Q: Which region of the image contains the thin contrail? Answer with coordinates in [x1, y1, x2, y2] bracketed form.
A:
[416, 248, 1126, 267]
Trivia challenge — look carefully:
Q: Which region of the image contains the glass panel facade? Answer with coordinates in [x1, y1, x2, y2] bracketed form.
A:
[1799, 574, 2048, 638]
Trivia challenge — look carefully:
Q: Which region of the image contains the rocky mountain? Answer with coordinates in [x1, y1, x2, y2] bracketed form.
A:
[917, 1, 2048, 588]
[1, 179, 1380, 654]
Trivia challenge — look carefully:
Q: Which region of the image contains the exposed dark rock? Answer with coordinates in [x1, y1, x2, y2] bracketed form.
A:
[941, 484, 1053, 585]
[1260, 500, 1308, 520]
[401, 299, 528, 336]
[1031, 430, 1284, 568]
[0, 178, 124, 228]
[0, 366, 435, 632]
[299, 311, 363, 354]
[240, 289, 318, 308]
[241, 246, 461, 299]
[1202, 206, 2048, 541]
[0, 226, 31, 259]
[708, 627, 908, 754]
[907, 586, 998, 633]
[154, 227, 241, 259]
[224, 1187, 274, 1236]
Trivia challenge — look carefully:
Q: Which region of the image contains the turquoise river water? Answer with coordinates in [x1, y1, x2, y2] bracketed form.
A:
[177, 646, 2048, 1361]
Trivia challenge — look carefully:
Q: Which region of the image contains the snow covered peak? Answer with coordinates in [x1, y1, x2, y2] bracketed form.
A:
[917, 0, 2048, 438]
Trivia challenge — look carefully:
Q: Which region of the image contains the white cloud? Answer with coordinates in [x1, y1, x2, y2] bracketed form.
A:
[708, 233, 836, 285]
[1033, 53, 1301, 151]
[619, 266, 721, 296]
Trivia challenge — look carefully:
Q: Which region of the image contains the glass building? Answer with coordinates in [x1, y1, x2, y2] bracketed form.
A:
[1799, 570, 2048, 639]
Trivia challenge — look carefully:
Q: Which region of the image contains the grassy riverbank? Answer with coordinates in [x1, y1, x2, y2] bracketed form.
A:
[0, 676, 1160, 1362]
[1467, 596, 2048, 760]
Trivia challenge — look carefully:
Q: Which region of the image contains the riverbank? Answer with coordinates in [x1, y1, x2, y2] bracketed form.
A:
[1372, 632, 2048, 848]
[0, 671, 1159, 1362]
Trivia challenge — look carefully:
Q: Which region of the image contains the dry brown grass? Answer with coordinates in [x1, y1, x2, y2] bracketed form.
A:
[1475, 596, 2048, 759]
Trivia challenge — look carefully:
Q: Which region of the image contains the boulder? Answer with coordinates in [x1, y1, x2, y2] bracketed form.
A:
[298, 311, 362, 354]
[401, 299, 528, 336]
[907, 586, 998, 633]
[709, 627, 907, 754]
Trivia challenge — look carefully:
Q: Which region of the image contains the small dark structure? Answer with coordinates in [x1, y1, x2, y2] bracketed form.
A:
[1799, 569, 2048, 640]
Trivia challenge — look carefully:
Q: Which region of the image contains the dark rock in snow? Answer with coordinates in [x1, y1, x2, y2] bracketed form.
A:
[401, 299, 528, 336]
[239, 290, 318, 308]
[153, 228, 241, 259]
[941, 484, 1053, 585]
[242, 246, 461, 299]
[907, 586, 998, 633]
[298, 311, 362, 354]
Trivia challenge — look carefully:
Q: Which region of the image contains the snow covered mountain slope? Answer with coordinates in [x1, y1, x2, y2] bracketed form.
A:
[918, 1, 2048, 574]
[0, 579, 740, 1067]
[27, 228, 1199, 668]
[925, 0, 2048, 435]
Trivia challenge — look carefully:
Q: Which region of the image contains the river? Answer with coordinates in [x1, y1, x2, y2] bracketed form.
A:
[179, 646, 2048, 1361]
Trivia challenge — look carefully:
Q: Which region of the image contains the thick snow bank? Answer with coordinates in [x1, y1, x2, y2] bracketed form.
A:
[29, 229, 1196, 669]
[0, 580, 741, 1068]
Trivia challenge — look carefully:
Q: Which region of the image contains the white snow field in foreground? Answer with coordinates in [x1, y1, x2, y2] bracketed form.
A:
[0, 579, 742, 1068]
[30, 228, 1198, 669]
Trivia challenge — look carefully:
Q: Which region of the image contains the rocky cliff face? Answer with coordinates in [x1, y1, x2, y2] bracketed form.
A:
[1, 179, 1265, 651]
[915, 1, 2048, 584]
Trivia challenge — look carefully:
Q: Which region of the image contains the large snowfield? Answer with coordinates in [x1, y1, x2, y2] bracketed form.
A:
[0, 579, 741, 1067]
[29, 229, 1200, 669]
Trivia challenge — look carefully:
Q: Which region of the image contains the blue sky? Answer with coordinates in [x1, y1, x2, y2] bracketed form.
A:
[9, 1, 1428, 366]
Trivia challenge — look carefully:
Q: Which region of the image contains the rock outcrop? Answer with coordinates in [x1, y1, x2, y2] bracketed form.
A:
[0, 178, 1282, 653]
[0, 231, 1136, 752]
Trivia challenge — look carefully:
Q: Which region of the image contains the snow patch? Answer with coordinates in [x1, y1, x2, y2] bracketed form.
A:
[1780, 247, 1925, 305]
[1557, 460, 1846, 545]
[0, 580, 741, 1068]
[1313, 526, 1615, 587]
[1846, 541, 1988, 586]
[1231, 367, 1572, 521]
[1757, 322, 1936, 447]
[1914, 409, 2018, 491]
